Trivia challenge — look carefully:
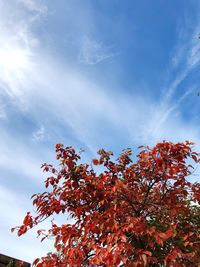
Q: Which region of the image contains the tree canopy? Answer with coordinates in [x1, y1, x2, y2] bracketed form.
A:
[13, 141, 200, 266]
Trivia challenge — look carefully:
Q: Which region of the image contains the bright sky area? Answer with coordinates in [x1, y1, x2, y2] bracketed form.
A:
[1, 0, 200, 263]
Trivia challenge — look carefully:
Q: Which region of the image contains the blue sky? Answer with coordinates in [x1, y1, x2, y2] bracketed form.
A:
[1, 0, 200, 263]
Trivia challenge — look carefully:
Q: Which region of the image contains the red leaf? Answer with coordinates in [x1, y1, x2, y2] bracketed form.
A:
[143, 250, 152, 256]
[33, 258, 40, 266]
[92, 159, 99, 165]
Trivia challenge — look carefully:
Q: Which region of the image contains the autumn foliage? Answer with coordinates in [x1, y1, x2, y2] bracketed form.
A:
[13, 141, 200, 266]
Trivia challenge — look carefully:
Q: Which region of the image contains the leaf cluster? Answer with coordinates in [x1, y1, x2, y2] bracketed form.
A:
[13, 141, 200, 266]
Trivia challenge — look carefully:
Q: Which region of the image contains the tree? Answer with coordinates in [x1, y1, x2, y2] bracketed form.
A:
[13, 141, 200, 266]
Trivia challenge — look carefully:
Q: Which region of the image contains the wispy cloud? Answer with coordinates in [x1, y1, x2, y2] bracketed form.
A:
[32, 125, 46, 142]
[145, 10, 200, 143]
[0, 0, 42, 107]
[78, 35, 116, 65]
[1, 0, 200, 153]
[17, 0, 47, 14]
[0, 184, 55, 262]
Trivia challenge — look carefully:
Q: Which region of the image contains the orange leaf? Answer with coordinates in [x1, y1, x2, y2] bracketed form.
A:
[92, 159, 99, 165]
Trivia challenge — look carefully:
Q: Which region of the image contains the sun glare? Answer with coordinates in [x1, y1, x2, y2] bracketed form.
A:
[0, 46, 30, 72]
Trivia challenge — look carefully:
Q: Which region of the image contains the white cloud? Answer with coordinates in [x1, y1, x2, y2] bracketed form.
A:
[0, 98, 7, 119]
[17, 0, 47, 14]
[187, 30, 200, 68]
[0, 130, 50, 182]
[0, 0, 44, 106]
[0, 184, 55, 263]
[78, 35, 116, 65]
[32, 125, 45, 142]
[0, 0, 199, 151]
[149, 14, 200, 142]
